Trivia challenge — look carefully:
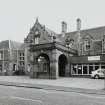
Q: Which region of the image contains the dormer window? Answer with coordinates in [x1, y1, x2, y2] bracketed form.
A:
[84, 40, 90, 51]
[65, 37, 74, 48]
[69, 39, 74, 48]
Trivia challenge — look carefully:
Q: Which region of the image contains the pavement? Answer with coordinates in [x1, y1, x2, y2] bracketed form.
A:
[0, 76, 105, 95]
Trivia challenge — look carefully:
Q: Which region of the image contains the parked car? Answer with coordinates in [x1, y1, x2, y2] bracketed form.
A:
[91, 68, 105, 79]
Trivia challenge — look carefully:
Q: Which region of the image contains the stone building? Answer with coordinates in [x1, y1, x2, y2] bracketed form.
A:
[24, 18, 77, 79]
[1, 18, 105, 79]
[24, 18, 105, 79]
[0, 40, 26, 75]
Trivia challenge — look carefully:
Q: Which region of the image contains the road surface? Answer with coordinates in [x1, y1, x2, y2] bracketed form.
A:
[0, 85, 104, 105]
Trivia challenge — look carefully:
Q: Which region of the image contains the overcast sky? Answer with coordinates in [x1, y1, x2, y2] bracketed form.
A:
[0, 0, 105, 42]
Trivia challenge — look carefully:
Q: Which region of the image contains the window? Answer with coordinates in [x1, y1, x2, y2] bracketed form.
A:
[84, 40, 90, 51]
[79, 43, 83, 55]
[89, 64, 93, 74]
[83, 65, 88, 74]
[101, 63, 105, 69]
[72, 65, 77, 74]
[34, 37, 39, 44]
[65, 38, 74, 48]
[23, 53, 24, 56]
[78, 65, 82, 74]
[71, 64, 90, 75]
[69, 39, 74, 48]
[20, 62, 24, 66]
[22, 57, 24, 60]
[95, 63, 99, 70]
[19, 57, 24, 61]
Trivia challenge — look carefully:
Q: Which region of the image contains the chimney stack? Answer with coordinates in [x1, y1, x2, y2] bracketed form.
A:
[77, 18, 81, 31]
[61, 21, 67, 37]
[76, 18, 81, 56]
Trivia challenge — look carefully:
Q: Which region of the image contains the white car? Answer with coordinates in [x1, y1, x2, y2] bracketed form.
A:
[91, 68, 105, 79]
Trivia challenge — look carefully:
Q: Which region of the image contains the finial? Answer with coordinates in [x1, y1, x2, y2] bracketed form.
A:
[36, 17, 39, 23]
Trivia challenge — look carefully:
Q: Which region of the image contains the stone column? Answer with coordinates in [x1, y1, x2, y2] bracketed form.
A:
[8, 62, 13, 76]
[65, 62, 71, 77]
[33, 59, 38, 78]
[65, 54, 72, 77]
[24, 48, 28, 75]
[50, 50, 58, 79]
[30, 55, 38, 78]
[7, 49, 13, 76]
[30, 64, 38, 78]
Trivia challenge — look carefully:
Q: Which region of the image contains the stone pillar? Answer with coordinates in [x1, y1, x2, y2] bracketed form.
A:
[24, 48, 28, 75]
[65, 54, 71, 77]
[65, 62, 70, 77]
[30, 56, 38, 78]
[30, 64, 38, 78]
[7, 48, 13, 76]
[7, 62, 13, 76]
[50, 50, 58, 79]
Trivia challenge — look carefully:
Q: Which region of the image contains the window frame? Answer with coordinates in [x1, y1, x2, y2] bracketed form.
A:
[84, 39, 91, 51]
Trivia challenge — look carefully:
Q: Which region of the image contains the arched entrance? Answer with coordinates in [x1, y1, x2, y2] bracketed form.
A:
[58, 54, 67, 77]
[36, 54, 50, 78]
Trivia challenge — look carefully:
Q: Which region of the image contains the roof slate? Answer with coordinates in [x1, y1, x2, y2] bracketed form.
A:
[57, 26, 105, 49]
[9, 40, 22, 49]
[0, 40, 9, 49]
[64, 26, 105, 41]
[0, 40, 23, 50]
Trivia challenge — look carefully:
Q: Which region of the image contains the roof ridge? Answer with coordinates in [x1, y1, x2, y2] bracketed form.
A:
[64, 26, 105, 34]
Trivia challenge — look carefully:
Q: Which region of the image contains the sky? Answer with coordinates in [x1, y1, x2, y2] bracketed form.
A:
[0, 0, 105, 42]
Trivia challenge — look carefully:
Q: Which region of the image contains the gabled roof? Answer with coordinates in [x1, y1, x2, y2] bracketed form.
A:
[65, 26, 105, 41]
[57, 26, 105, 49]
[9, 40, 22, 49]
[82, 32, 94, 40]
[0, 40, 23, 49]
[0, 40, 9, 49]
[45, 27, 56, 37]
[25, 18, 57, 44]
[25, 19, 105, 51]
[19, 43, 27, 50]
[93, 40, 102, 51]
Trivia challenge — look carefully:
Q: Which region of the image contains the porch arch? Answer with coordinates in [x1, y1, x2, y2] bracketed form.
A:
[36, 53, 50, 77]
[58, 54, 68, 77]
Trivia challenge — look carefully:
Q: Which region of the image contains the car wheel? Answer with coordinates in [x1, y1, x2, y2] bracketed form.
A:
[94, 75, 99, 79]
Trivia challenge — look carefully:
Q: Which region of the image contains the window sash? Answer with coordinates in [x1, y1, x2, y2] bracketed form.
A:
[84, 40, 90, 51]
[35, 37, 39, 44]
